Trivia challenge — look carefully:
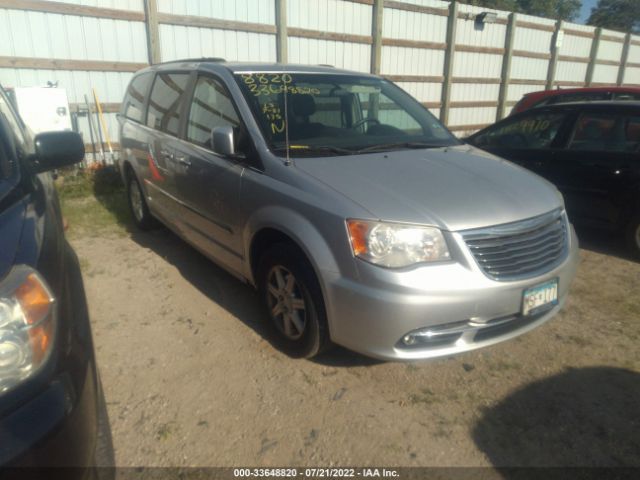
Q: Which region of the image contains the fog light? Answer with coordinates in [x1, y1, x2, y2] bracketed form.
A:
[403, 334, 417, 346]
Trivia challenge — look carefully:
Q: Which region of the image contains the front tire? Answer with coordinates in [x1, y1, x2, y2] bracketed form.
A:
[257, 244, 330, 358]
[126, 172, 156, 230]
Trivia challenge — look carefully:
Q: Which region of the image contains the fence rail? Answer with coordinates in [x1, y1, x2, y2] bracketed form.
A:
[1, 0, 639, 150]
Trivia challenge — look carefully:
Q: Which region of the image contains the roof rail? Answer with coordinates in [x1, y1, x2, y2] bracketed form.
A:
[317, 64, 334, 68]
[155, 57, 226, 66]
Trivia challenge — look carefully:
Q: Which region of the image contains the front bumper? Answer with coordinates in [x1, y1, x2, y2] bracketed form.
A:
[0, 362, 99, 472]
[324, 225, 579, 361]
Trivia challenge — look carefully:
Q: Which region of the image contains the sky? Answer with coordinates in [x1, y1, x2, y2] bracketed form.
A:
[578, 0, 598, 24]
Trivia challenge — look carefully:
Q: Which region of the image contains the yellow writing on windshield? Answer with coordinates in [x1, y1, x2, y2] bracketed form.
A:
[241, 73, 320, 97]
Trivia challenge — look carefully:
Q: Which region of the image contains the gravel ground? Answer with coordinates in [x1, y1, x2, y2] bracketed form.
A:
[63, 188, 640, 468]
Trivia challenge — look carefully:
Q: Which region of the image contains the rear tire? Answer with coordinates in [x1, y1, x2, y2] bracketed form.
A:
[625, 214, 640, 261]
[257, 243, 331, 358]
[126, 171, 156, 231]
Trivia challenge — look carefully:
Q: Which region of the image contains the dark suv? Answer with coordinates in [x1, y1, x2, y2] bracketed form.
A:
[0, 84, 111, 473]
[468, 101, 640, 258]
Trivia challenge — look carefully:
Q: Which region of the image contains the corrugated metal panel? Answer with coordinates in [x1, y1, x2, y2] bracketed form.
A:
[382, 7, 447, 42]
[513, 27, 553, 55]
[288, 38, 370, 72]
[158, 0, 275, 25]
[288, 0, 370, 36]
[516, 12, 556, 26]
[453, 52, 502, 78]
[451, 83, 499, 102]
[559, 27, 594, 58]
[510, 57, 548, 81]
[396, 81, 441, 103]
[50, 0, 143, 11]
[623, 66, 640, 85]
[598, 39, 623, 62]
[381, 46, 444, 76]
[627, 41, 640, 64]
[592, 64, 619, 84]
[0, 68, 132, 103]
[555, 61, 587, 83]
[159, 24, 277, 62]
[392, 0, 448, 8]
[0, 9, 147, 62]
[448, 106, 496, 126]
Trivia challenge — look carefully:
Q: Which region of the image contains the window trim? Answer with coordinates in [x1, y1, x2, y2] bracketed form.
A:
[145, 70, 195, 138]
[183, 71, 262, 169]
[122, 71, 154, 125]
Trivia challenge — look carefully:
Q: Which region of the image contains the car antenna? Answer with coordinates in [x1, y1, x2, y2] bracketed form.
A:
[283, 65, 291, 166]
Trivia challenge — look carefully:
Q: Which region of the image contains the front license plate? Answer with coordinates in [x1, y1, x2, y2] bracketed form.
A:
[522, 279, 558, 316]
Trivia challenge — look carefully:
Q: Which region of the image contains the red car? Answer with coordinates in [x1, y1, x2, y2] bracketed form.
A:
[510, 86, 640, 115]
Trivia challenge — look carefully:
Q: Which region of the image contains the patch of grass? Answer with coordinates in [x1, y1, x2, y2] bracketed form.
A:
[56, 166, 132, 237]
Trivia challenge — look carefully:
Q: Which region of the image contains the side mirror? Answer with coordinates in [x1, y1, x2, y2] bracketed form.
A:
[32, 131, 84, 173]
[210, 126, 235, 156]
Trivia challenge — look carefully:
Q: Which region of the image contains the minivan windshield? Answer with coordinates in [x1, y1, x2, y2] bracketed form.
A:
[234, 72, 460, 156]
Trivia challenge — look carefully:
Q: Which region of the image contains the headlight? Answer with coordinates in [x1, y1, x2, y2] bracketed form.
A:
[346, 219, 450, 268]
[0, 266, 56, 395]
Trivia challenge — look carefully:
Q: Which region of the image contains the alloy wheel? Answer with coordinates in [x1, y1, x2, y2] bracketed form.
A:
[266, 265, 307, 340]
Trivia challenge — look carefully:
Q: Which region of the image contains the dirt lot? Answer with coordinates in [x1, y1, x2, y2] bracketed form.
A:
[60, 172, 640, 468]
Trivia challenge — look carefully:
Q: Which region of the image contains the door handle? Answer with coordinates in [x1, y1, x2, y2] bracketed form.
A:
[159, 149, 174, 160]
[175, 155, 191, 167]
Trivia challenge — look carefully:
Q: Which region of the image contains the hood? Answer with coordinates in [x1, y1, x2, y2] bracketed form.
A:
[294, 145, 563, 232]
[0, 197, 26, 278]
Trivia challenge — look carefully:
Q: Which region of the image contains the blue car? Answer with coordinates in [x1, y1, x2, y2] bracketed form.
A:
[0, 83, 113, 474]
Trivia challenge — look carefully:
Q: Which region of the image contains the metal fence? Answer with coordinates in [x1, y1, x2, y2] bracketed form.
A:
[1, 0, 639, 157]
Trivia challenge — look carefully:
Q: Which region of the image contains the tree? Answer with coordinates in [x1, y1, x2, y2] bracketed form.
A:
[455, 0, 581, 21]
[587, 0, 640, 33]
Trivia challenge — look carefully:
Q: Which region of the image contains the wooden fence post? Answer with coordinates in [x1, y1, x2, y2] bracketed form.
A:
[497, 12, 516, 120]
[618, 32, 631, 86]
[586, 27, 602, 86]
[546, 20, 563, 90]
[143, 0, 160, 64]
[440, 0, 458, 126]
[275, 0, 288, 63]
[370, 0, 384, 75]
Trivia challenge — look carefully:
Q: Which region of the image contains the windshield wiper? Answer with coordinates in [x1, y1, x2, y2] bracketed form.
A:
[272, 145, 355, 156]
[355, 142, 447, 153]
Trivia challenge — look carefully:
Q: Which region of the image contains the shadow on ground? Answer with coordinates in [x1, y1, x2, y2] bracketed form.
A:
[92, 175, 378, 367]
[473, 367, 640, 469]
[575, 226, 636, 263]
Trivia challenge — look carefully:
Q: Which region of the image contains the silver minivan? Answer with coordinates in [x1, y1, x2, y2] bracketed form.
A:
[118, 60, 579, 361]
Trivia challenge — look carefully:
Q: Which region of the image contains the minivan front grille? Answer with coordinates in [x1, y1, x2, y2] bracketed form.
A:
[462, 209, 568, 281]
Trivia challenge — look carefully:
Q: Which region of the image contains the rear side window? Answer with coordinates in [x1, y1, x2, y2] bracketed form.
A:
[122, 72, 153, 123]
[569, 113, 640, 152]
[146, 73, 191, 136]
[475, 112, 566, 149]
[186, 75, 240, 148]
